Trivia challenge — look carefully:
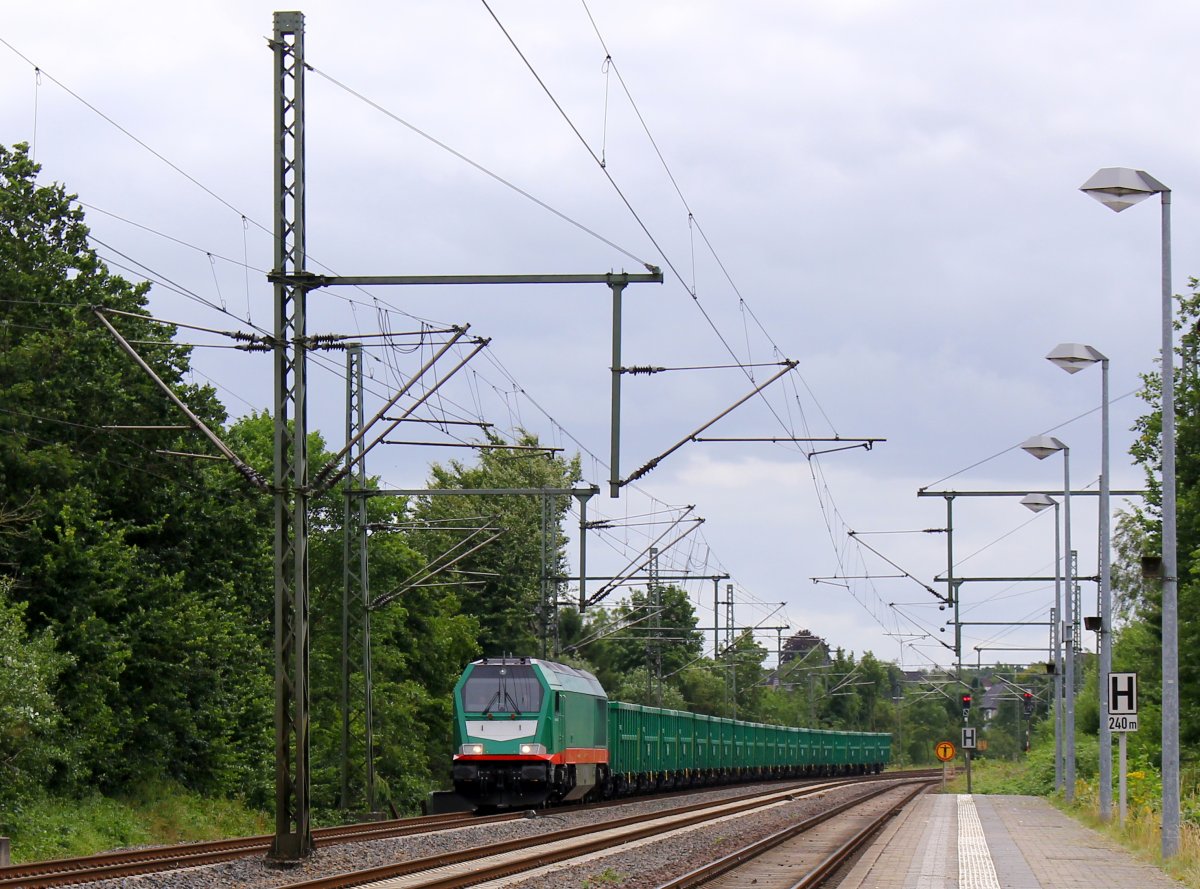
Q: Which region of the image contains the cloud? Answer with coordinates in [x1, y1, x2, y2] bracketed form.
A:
[0, 0, 1186, 670]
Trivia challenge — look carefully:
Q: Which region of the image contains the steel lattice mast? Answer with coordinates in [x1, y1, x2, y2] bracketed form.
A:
[341, 345, 374, 813]
[270, 10, 313, 861]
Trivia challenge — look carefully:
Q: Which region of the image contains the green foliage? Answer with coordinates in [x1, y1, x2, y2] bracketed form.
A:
[0, 781, 270, 864]
[895, 692, 960, 765]
[0, 142, 579, 820]
[1012, 731, 1058, 794]
[1118, 753, 1166, 816]
[577, 585, 705, 698]
[1, 137, 993, 826]
[227, 411, 482, 813]
[677, 663, 735, 717]
[1109, 278, 1200, 768]
[946, 755, 1048, 796]
[582, 868, 626, 887]
[0, 579, 70, 800]
[609, 667, 688, 709]
[568, 592, 911, 737]
[408, 431, 581, 657]
[0, 143, 273, 801]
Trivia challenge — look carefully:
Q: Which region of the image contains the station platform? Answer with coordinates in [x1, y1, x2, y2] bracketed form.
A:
[839, 792, 1182, 889]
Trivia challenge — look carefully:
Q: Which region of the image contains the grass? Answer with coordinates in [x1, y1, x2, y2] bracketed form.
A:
[1070, 801, 1200, 888]
[581, 868, 626, 887]
[943, 757, 1047, 795]
[0, 782, 271, 864]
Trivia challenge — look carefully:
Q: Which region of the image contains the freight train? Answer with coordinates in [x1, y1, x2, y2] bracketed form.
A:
[450, 656, 891, 809]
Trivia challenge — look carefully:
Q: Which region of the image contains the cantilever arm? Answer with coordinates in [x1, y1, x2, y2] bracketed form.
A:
[620, 361, 798, 487]
[93, 309, 269, 492]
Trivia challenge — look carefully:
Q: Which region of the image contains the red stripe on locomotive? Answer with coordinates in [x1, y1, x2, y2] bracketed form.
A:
[453, 747, 609, 765]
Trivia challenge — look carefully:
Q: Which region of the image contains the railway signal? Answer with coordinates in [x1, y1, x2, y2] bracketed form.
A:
[961, 693, 972, 721]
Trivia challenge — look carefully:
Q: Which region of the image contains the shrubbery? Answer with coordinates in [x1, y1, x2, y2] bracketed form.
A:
[0, 579, 70, 804]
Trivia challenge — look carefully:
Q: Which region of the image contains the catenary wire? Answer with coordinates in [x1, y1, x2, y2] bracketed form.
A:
[5, 25, 874, 661]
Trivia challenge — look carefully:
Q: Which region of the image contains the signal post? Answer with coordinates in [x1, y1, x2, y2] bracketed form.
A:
[935, 739, 956, 791]
[961, 692, 974, 793]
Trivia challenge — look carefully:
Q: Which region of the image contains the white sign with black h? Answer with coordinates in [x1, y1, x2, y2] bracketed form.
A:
[1109, 672, 1138, 715]
[1108, 672, 1138, 733]
[962, 726, 977, 749]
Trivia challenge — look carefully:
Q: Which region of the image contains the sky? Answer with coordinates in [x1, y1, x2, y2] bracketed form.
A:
[3, 1, 1197, 679]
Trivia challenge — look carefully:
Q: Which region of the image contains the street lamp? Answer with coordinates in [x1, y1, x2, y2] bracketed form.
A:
[1021, 492, 1063, 794]
[1022, 435, 1075, 801]
[1080, 167, 1178, 855]
[1047, 342, 1112, 819]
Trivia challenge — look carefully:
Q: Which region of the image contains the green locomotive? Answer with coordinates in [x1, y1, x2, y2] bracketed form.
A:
[451, 656, 891, 808]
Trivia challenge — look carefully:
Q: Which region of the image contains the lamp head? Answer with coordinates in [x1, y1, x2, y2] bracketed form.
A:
[1020, 493, 1057, 513]
[1080, 167, 1169, 212]
[1021, 434, 1067, 460]
[1046, 342, 1106, 373]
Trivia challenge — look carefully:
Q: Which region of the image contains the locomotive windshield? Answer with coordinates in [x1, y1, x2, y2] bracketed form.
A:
[461, 664, 543, 714]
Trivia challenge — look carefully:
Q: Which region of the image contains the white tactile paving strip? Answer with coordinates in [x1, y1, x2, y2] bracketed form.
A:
[839, 791, 1187, 889]
[956, 795, 1000, 889]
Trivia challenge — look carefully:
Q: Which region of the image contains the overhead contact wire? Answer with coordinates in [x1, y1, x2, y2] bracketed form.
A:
[488, 0, 805, 452]
[479, 0, 667, 270]
[306, 64, 650, 270]
[0, 37, 264, 228]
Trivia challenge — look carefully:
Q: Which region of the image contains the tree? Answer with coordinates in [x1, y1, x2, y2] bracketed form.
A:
[676, 663, 730, 716]
[407, 432, 581, 656]
[1120, 280, 1200, 751]
[585, 586, 704, 689]
[228, 411, 481, 813]
[610, 667, 688, 709]
[0, 578, 70, 802]
[0, 142, 582, 815]
[725, 633, 770, 721]
[0, 142, 273, 798]
[897, 690, 960, 765]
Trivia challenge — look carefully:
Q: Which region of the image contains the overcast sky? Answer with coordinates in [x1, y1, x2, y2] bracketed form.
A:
[3, 1, 1196, 677]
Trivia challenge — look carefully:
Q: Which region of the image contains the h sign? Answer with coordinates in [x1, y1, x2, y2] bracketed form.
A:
[1108, 672, 1138, 716]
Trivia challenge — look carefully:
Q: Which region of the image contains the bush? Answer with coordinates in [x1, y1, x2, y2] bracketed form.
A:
[0, 579, 71, 802]
[0, 781, 270, 864]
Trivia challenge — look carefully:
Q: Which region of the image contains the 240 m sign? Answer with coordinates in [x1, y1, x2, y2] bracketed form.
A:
[1108, 714, 1139, 732]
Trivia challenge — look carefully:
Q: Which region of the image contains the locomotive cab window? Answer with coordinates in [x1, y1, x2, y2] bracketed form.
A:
[461, 664, 544, 714]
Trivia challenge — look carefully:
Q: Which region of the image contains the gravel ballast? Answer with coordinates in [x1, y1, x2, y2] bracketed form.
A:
[73, 778, 918, 889]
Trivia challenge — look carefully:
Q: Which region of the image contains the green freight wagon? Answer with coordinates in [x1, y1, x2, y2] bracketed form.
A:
[694, 712, 713, 775]
[452, 657, 892, 809]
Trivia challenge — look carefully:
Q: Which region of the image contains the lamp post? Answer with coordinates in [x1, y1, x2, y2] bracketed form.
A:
[1047, 342, 1111, 819]
[1080, 167, 1178, 855]
[1022, 435, 1074, 801]
[1021, 492, 1063, 794]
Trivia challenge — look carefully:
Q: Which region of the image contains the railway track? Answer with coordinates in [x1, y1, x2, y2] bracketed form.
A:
[0, 770, 942, 888]
[655, 780, 932, 888]
[0, 811, 484, 888]
[271, 775, 935, 889]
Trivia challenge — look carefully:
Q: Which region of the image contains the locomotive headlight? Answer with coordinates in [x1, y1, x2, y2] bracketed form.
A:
[459, 743, 484, 756]
[518, 743, 547, 755]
